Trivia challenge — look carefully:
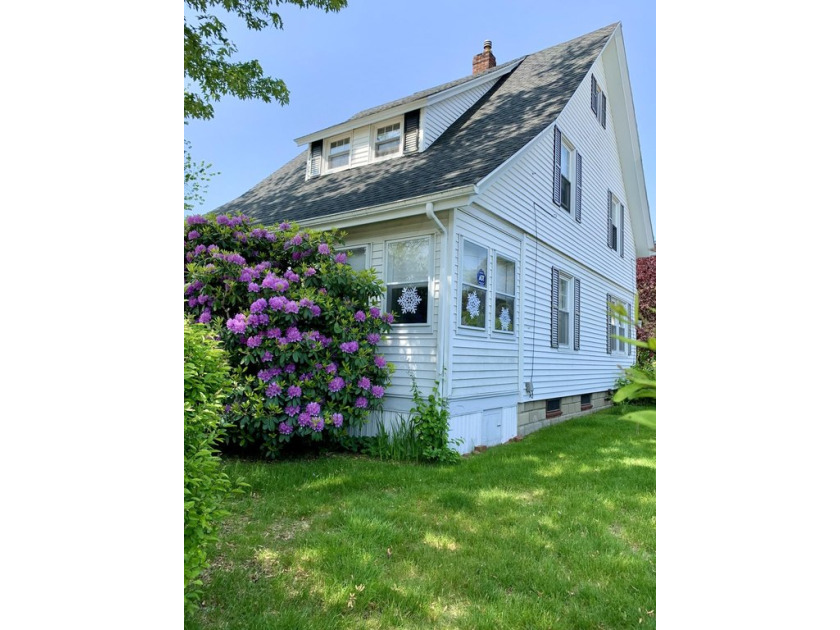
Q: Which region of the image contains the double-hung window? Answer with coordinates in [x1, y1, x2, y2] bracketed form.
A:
[386, 237, 430, 325]
[607, 296, 631, 355]
[337, 245, 369, 273]
[327, 136, 351, 170]
[608, 191, 624, 255]
[460, 240, 488, 329]
[591, 75, 607, 128]
[375, 121, 402, 158]
[553, 128, 582, 222]
[551, 268, 580, 350]
[494, 256, 516, 333]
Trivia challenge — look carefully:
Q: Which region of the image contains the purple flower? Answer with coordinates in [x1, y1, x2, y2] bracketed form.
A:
[198, 309, 211, 324]
[285, 327, 303, 342]
[370, 307, 381, 319]
[187, 230, 200, 240]
[306, 402, 321, 416]
[291, 252, 302, 261]
[299, 298, 313, 308]
[261, 351, 273, 362]
[265, 382, 282, 397]
[310, 305, 322, 317]
[332, 413, 344, 428]
[225, 253, 246, 265]
[366, 333, 380, 344]
[283, 301, 299, 314]
[226, 314, 247, 334]
[187, 215, 207, 225]
[334, 252, 347, 264]
[374, 355, 388, 369]
[208, 245, 219, 252]
[318, 243, 330, 255]
[247, 313, 269, 326]
[248, 282, 260, 293]
[284, 404, 300, 417]
[328, 377, 345, 393]
[354, 310, 366, 322]
[197, 294, 212, 305]
[384, 313, 395, 324]
[304, 267, 316, 277]
[287, 385, 302, 398]
[357, 377, 371, 391]
[279, 422, 293, 435]
[261, 273, 280, 290]
[194, 244, 207, 255]
[279, 222, 291, 231]
[284, 363, 296, 373]
[371, 385, 385, 399]
[216, 215, 230, 226]
[290, 234, 303, 246]
[188, 297, 198, 308]
[340, 341, 359, 354]
[268, 297, 286, 310]
[185, 280, 203, 295]
[313, 418, 325, 432]
[266, 328, 283, 339]
[246, 335, 263, 348]
[298, 412, 312, 427]
[285, 271, 300, 283]
[250, 298, 267, 313]
[355, 396, 368, 409]
[325, 363, 337, 374]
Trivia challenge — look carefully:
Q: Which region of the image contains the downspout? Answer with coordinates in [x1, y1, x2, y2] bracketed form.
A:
[426, 201, 449, 394]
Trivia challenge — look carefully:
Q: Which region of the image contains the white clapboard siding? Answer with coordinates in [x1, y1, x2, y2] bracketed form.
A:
[448, 209, 522, 400]
[477, 56, 636, 292]
[423, 81, 497, 150]
[351, 125, 371, 167]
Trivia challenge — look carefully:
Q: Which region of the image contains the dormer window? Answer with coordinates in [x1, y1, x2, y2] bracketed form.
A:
[375, 121, 401, 158]
[327, 137, 350, 170]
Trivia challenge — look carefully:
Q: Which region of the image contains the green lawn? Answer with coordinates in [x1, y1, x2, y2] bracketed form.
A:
[188, 405, 655, 629]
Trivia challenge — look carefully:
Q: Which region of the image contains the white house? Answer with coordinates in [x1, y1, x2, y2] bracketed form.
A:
[214, 22, 655, 453]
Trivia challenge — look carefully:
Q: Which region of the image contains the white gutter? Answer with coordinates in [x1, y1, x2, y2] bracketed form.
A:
[425, 201, 449, 392]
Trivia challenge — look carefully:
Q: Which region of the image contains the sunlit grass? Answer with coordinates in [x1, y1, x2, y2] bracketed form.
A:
[187, 405, 655, 629]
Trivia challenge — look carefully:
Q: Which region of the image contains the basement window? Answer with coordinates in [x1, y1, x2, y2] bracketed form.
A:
[581, 393, 592, 411]
[546, 397, 562, 419]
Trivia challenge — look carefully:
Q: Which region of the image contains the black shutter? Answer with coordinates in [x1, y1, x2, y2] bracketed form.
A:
[553, 127, 562, 206]
[574, 278, 581, 351]
[550, 267, 560, 348]
[606, 294, 613, 354]
[309, 140, 323, 177]
[591, 75, 598, 113]
[619, 203, 625, 257]
[607, 189, 613, 249]
[600, 93, 607, 128]
[575, 152, 583, 223]
[404, 109, 420, 153]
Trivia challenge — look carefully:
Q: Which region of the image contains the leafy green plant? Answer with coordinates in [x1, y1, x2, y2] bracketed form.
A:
[410, 375, 462, 464]
[610, 299, 656, 430]
[184, 319, 244, 614]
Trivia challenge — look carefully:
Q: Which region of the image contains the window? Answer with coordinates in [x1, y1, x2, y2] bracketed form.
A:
[580, 393, 592, 411]
[386, 237, 430, 325]
[494, 256, 516, 333]
[591, 75, 607, 128]
[608, 191, 624, 255]
[550, 268, 571, 348]
[337, 245, 368, 273]
[546, 397, 562, 418]
[327, 136, 350, 170]
[607, 296, 631, 355]
[375, 121, 401, 158]
[460, 240, 488, 329]
[553, 128, 574, 211]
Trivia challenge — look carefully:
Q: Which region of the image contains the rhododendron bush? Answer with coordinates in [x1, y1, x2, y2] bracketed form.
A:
[184, 213, 394, 458]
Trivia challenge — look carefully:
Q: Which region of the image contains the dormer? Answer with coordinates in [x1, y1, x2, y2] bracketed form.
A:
[298, 42, 519, 180]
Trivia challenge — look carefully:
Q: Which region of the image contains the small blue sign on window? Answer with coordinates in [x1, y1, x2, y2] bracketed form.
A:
[477, 269, 486, 287]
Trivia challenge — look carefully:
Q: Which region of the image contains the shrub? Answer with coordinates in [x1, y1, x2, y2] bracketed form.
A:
[410, 376, 462, 464]
[184, 213, 395, 458]
[184, 319, 238, 613]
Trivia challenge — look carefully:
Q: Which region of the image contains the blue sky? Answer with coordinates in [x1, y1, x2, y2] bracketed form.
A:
[185, 0, 656, 236]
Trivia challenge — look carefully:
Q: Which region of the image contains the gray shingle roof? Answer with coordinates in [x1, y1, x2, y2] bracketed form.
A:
[213, 23, 617, 225]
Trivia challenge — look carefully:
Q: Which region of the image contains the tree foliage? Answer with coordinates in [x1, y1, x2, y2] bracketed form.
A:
[184, 0, 347, 121]
[184, 140, 219, 212]
[611, 299, 656, 430]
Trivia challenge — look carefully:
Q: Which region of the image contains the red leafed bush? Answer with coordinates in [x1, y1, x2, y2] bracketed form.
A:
[636, 255, 656, 342]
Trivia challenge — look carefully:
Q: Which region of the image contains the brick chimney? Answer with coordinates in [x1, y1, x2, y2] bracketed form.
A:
[472, 40, 496, 74]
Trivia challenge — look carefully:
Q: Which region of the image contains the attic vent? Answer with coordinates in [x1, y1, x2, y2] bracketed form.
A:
[403, 110, 420, 153]
[309, 140, 323, 178]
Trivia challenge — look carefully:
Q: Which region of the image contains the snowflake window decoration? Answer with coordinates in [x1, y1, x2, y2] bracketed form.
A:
[466, 291, 481, 318]
[397, 286, 422, 314]
[499, 307, 511, 331]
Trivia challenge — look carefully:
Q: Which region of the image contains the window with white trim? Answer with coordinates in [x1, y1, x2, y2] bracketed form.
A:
[591, 76, 607, 128]
[374, 121, 402, 158]
[337, 245, 369, 273]
[608, 296, 632, 355]
[386, 237, 431, 325]
[327, 136, 351, 170]
[460, 240, 488, 329]
[550, 268, 579, 350]
[494, 256, 516, 333]
[609, 192, 623, 254]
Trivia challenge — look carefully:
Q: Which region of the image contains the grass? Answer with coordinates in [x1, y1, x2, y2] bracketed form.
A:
[188, 405, 655, 629]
